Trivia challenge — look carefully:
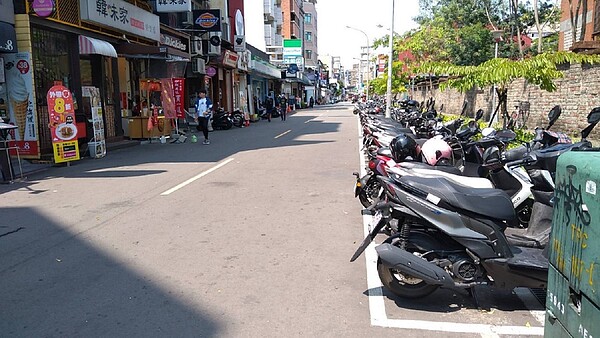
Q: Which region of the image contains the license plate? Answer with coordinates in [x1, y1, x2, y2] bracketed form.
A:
[368, 211, 383, 233]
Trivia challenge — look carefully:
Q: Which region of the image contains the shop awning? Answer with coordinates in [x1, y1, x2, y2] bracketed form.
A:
[0, 22, 17, 53]
[78, 35, 118, 58]
[116, 43, 190, 62]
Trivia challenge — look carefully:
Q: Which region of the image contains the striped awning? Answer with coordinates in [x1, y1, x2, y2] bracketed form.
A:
[78, 36, 117, 58]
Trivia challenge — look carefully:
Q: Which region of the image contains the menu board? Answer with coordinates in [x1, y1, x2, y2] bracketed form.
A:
[47, 84, 80, 163]
[83, 86, 106, 158]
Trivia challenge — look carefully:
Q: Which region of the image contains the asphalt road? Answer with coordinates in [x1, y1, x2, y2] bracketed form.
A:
[0, 103, 545, 337]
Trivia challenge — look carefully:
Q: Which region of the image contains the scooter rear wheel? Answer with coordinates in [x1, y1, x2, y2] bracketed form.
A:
[377, 239, 440, 299]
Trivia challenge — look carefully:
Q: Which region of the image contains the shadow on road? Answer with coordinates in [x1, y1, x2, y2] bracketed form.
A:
[364, 284, 545, 313]
[0, 207, 223, 336]
[0, 112, 342, 194]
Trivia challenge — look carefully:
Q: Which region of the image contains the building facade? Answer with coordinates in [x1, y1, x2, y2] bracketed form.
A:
[558, 0, 596, 51]
[302, 0, 317, 69]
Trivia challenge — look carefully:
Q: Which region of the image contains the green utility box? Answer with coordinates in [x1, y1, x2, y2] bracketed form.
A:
[545, 151, 600, 337]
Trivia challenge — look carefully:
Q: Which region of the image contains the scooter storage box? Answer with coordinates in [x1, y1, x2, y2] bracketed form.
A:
[546, 150, 600, 337]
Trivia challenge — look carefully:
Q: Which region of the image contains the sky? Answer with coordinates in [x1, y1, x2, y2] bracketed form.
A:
[244, 0, 421, 69]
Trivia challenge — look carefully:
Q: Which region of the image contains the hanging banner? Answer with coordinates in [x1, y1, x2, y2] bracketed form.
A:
[47, 83, 80, 163]
[160, 78, 176, 119]
[172, 78, 185, 118]
[1, 52, 40, 158]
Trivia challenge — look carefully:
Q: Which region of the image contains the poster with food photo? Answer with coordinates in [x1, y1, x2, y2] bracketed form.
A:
[47, 83, 79, 163]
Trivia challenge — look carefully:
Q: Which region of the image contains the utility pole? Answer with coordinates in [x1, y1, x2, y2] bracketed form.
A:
[385, 0, 395, 118]
[346, 26, 370, 101]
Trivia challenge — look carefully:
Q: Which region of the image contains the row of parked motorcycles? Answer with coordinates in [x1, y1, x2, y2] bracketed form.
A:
[350, 98, 600, 302]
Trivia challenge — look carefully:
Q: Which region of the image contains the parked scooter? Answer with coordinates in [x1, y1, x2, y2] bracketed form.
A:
[211, 108, 233, 130]
[350, 108, 600, 301]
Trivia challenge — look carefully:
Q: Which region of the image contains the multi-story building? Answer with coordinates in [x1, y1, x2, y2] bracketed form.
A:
[303, 0, 317, 69]
[264, 0, 283, 65]
[558, 0, 596, 51]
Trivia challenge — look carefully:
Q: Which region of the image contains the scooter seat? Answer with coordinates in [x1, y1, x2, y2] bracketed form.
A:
[376, 147, 392, 158]
[397, 175, 516, 222]
[399, 161, 462, 175]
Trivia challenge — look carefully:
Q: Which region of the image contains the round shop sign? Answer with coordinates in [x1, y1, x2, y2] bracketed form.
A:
[196, 12, 219, 30]
[32, 0, 55, 17]
[206, 67, 217, 77]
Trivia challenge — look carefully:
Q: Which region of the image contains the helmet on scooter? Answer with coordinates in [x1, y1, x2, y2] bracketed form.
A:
[421, 138, 453, 166]
[390, 133, 420, 162]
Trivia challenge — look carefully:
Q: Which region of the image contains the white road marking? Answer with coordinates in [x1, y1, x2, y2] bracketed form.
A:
[160, 158, 235, 196]
[354, 115, 544, 335]
[305, 113, 324, 123]
[383, 319, 544, 335]
[274, 130, 291, 139]
[514, 288, 547, 325]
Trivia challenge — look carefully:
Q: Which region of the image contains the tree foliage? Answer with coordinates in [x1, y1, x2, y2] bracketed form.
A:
[417, 51, 600, 92]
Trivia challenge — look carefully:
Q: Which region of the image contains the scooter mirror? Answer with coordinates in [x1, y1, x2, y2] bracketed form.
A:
[547, 105, 561, 128]
[475, 109, 484, 121]
[587, 107, 600, 124]
[481, 127, 495, 137]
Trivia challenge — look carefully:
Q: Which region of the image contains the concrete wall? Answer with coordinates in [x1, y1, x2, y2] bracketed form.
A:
[411, 62, 600, 140]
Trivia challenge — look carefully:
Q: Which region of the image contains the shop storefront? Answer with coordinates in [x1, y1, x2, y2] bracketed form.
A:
[247, 52, 281, 115]
[7, 0, 160, 160]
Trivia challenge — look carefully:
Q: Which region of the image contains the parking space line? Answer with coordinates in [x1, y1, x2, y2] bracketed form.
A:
[274, 130, 291, 139]
[355, 115, 544, 335]
[160, 158, 235, 196]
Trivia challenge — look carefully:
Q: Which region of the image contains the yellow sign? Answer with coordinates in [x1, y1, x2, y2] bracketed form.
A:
[53, 140, 80, 163]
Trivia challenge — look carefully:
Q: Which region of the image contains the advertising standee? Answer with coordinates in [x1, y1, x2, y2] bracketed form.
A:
[47, 83, 80, 163]
[2, 52, 40, 158]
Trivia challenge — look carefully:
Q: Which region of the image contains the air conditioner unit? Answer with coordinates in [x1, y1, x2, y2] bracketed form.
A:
[191, 37, 202, 55]
[207, 32, 221, 56]
[182, 11, 193, 26]
[192, 58, 206, 73]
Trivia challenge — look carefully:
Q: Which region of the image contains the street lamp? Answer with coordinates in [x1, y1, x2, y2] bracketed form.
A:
[346, 25, 370, 101]
[385, 0, 395, 118]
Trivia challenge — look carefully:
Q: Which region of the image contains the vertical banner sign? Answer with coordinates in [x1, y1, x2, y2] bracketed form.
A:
[172, 78, 185, 118]
[47, 84, 80, 163]
[82, 86, 106, 158]
[160, 78, 176, 119]
[3, 52, 40, 158]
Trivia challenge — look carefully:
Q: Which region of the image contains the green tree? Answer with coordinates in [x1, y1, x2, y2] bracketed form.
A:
[418, 52, 600, 126]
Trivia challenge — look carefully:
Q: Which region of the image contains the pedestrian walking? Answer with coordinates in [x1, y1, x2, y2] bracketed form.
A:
[279, 94, 288, 121]
[194, 89, 213, 145]
[265, 97, 273, 122]
[309, 96, 314, 108]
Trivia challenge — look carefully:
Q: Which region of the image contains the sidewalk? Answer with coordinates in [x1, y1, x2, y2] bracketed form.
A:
[4, 139, 141, 181]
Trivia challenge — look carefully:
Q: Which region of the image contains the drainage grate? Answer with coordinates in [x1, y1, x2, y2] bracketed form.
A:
[530, 288, 547, 304]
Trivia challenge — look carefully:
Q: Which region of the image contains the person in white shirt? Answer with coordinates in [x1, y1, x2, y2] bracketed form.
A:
[194, 89, 213, 145]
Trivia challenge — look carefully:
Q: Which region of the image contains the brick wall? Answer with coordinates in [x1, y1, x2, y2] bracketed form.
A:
[412, 62, 600, 140]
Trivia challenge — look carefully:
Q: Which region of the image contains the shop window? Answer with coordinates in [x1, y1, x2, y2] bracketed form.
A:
[104, 58, 114, 105]
[32, 27, 71, 107]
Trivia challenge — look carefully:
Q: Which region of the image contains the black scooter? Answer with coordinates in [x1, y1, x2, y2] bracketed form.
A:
[349, 107, 600, 301]
[211, 108, 233, 130]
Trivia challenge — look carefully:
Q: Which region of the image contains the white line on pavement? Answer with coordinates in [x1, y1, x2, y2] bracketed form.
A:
[513, 288, 547, 325]
[274, 130, 291, 139]
[357, 117, 388, 326]
[305, 113, 324, 123]
[355, 115, 544, 336]
[160, 158, 235, 196]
